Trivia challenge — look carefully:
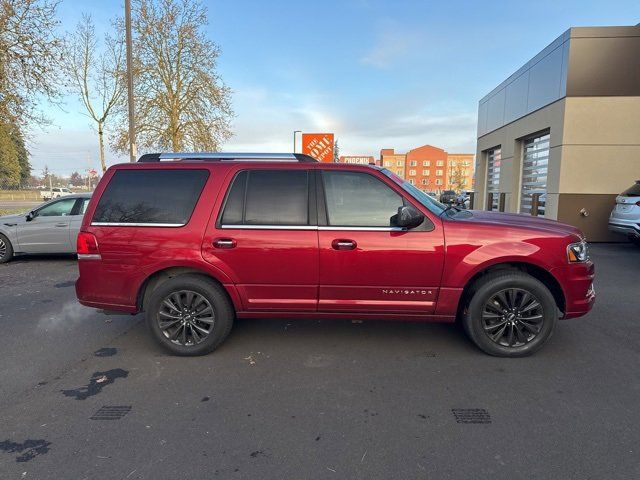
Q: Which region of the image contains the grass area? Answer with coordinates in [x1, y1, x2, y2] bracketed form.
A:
[0, 190, 41, 201]
[0, 207, 27, 216]
[0, 189, 89, 200]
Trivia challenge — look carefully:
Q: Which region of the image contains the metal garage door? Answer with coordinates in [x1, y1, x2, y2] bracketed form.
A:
[520, 133, 549, 216]
[486, 147, 501, 210]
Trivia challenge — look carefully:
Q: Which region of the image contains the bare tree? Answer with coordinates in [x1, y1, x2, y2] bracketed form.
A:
[67, 15, 126, 173]
[113, 0, 233, 154]
[448, 162, 470, 192]
[0, 0, 62, 127]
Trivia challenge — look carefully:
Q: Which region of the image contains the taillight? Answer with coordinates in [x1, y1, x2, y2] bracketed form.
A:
[636, 201, 640, 207]
[77, 232, 101, 259]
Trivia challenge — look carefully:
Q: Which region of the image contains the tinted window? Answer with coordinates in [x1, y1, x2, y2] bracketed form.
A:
[93, 169, 208, 225]
[74, 197, 91, 215]
[622, 182, 640, 197]
[219, 170, 309, 226]
[322, 171, 404, 227]
[220, 171, 247, 225]
[38, 198, 77, 217]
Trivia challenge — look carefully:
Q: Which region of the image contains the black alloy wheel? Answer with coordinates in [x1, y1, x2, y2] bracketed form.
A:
[158, 290, 215, 346]
[146, 275, 234, 356]
[481, 288, 544, 348]
[463, 270, 557, 357]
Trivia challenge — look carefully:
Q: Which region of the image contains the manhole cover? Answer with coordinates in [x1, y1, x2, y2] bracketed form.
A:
[451, 408, 491, 424]
[90, 406, 132, 420]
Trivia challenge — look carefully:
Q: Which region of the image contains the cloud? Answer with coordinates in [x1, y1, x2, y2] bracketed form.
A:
[28, 127, 126, 175]
[360, 26, 422, 69]
[225, 87, 477, 158]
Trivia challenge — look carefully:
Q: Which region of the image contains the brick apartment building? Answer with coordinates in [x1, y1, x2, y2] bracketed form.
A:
[380, 145, 474, 192]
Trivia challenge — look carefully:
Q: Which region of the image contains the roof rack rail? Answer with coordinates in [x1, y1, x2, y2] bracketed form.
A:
[137, 152, 318, 163]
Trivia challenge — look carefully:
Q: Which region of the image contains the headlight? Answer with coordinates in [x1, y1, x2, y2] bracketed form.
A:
[567, 240, 588, 263]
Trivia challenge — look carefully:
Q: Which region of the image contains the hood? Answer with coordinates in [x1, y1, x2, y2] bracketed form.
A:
[0, 213, 27, 224]
[457, 210, 583, 239]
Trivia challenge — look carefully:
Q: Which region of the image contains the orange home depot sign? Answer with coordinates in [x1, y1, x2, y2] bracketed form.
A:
[301, 133, 334, 162]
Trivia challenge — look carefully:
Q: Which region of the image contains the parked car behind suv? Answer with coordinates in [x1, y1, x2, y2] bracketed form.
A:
[608, 180, 640, 245]
[76, 153, 595, 357]
[0, 193, 92, 263]
[41, 187, 73, 201]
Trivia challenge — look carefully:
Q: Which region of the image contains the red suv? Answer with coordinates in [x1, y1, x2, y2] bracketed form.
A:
[76, 153, 595, 357]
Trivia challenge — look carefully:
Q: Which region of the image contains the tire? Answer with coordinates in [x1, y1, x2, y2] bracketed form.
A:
[146, 275, 235, 356]
[0, 233, 14, 264]
[462, 270, 558, 357]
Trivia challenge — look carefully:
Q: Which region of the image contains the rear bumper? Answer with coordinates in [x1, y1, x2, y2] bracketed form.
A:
[608, 220, 640, 238]
[77, 295, 138, 314]
[551, 260, 595, 319]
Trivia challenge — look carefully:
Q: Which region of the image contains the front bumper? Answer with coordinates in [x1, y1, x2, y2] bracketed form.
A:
[551, 260, 595, 319]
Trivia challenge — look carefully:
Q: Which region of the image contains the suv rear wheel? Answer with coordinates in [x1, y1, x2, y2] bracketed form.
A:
[0, 233, 14, 264]
[146, 275, 234, 356]
[463, 271, 557, 357]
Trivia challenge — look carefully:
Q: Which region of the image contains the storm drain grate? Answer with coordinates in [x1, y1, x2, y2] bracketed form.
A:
[452, 408, 491, 424]
[90, 406, 132, 420]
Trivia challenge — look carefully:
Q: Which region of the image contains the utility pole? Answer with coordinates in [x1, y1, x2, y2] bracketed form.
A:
[293, 130, 301, 153]
[86, 152, 92, 190]
[125, 0, 137, 162]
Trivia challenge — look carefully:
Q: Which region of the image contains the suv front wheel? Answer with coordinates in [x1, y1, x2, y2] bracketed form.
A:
[463, 271, 558, 357]
[146, 275, 234, 356]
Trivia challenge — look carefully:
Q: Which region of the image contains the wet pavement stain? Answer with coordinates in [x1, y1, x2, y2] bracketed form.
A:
[94, 347, 118, 357]
[0, 439, 52, 462]
[53, 281, 75, 288]
[61, 369, 129, 400]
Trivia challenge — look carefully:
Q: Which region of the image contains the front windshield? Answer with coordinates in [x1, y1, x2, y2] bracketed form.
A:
[379, 168, 447, 215]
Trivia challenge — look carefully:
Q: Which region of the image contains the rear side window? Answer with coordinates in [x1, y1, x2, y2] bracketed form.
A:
[93, 169, 209, 225]
[622, 182, 640, 197]
[220, 170, 309, 226]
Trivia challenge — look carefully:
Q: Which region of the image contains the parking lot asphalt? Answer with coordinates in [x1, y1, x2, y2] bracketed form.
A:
[0, 244, 639, 479]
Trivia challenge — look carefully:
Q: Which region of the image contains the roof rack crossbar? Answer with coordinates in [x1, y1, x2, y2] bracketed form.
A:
[137, 152, 318, 163]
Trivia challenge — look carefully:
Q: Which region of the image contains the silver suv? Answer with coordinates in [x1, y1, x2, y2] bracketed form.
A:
[609, 180, 640, 245]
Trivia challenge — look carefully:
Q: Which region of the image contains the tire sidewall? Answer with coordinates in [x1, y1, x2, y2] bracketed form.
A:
[466, 273, 557, 357]
[146, 276, 234, 356]
[0, 233, 14, 264]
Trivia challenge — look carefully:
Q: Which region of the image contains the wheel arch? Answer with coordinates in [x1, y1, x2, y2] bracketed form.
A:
[456, 261, 567, 318]
[136, 266, 241, 313]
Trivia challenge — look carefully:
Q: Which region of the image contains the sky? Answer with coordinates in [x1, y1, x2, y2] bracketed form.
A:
[30, 0, 640, 176]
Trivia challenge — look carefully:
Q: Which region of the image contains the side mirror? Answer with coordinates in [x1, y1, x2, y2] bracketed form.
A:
[26, 211, 35, 221]
[391, 205, 424, 229]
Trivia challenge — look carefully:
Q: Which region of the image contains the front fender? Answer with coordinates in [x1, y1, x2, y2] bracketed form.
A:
[442, 241, 558, 288]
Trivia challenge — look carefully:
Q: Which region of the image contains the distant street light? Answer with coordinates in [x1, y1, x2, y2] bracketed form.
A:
[293, 130, 301, 153]
[125, 0, 137, 162]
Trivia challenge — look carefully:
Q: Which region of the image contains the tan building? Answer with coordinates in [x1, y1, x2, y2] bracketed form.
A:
[475, 24, 640, 241]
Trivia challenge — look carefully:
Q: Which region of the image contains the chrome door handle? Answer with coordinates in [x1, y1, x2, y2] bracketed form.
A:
[55, 223, 69, 227]
[213, 238, 236, 249]
[331, 239, 357, 250]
